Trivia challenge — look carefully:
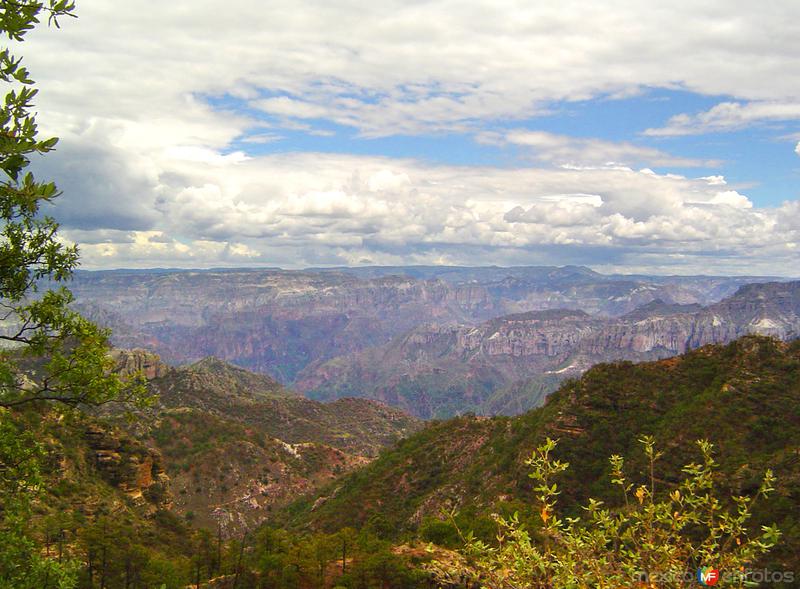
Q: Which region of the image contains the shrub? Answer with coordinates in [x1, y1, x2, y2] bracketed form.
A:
[432, 437, 780, 588]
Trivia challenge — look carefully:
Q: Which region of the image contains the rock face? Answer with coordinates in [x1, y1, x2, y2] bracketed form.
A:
[298, 282, 800, 417]
[112, 348, 170, 379]
[84, 424, 171, 510]
[68, 267, 774, 384]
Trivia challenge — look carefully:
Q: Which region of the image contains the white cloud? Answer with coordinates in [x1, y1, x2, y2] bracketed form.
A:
[164, 146, 250, 166]
[71, 231, 263, 267]
[706, 191, 753, 209]
[478, 130, 720, 167]
[252, 97, 332, 120]
[11, 0, 800, 275]
[644, 101, 800, 136]
[240, 132, 283, 144]
[23, 0, 800, 141]
[47, 149, 799, 275]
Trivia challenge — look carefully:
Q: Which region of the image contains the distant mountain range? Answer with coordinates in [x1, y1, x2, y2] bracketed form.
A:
[298, 280, 800, 416]
[69, 267, 781, 382]
[68, 267, 798, 418]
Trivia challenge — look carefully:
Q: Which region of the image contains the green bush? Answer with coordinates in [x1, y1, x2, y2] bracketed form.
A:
[433, 437, 780, 589]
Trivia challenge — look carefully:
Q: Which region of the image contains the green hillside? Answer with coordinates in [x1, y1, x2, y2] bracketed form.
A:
[104, 354, 423, 531]
[6, 353, 426, 587]
[148, 357, 421, 455]
[4, 407, 198, 586]
[284, 336, 800, 571]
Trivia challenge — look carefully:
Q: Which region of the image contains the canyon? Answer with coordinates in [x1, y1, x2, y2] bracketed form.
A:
[69, 269, 770, 364]
[299, 281, 800, 416]
[68, 267, 797, 418]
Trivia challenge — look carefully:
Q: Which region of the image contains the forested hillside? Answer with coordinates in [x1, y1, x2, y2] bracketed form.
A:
[10, 335, 800, 587]
[285, 336, 800, 574]
[99, 350, 421, 531]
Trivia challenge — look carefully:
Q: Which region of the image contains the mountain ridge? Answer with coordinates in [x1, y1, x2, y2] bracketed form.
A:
[282, 335, 800, 572]
[107, 350, 422, 533]
[298, 280, 800, 416]
[68, 266, 783, 386]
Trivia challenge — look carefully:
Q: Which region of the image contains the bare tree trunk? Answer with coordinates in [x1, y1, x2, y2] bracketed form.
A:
[232, 533, 247, 589]
[216, 521, 223, 576]
[342, 538, 347, 576]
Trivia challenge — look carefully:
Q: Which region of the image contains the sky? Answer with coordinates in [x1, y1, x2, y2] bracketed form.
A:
[19, 0, 800, 275]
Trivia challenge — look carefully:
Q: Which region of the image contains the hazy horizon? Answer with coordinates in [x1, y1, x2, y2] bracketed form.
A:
[70, 263, 796, 280]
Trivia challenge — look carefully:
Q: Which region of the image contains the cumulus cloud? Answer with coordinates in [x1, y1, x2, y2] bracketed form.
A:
[477, 130, 720, 167]
[24, 1, 800, 140]
[69, 230, 263, 268]
[12, 0, 800, 275]
[39, 125, 162, 231]
[644, 101, 800, 136]
[47, 149, 798, 275]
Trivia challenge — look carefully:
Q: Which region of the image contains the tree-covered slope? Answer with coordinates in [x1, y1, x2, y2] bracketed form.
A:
[6, 349, 425, 586]
[284, 336, 800, 570]
[106, 353, 423, 532]
[4, 407, 198, 586]
[146, 356, 421, 456]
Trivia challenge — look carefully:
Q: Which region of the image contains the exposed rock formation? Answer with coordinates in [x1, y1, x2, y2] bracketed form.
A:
[84, 423, 171, 510]
[298, 282, 800, 417]
[112, 348, 170, 379]
[68, 266, 774, 383]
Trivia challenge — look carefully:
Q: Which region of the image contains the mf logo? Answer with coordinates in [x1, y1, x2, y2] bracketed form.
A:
[697, 567, 720, 586]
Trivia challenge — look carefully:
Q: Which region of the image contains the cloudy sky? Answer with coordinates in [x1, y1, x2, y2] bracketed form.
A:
[21, 0, 800, 274]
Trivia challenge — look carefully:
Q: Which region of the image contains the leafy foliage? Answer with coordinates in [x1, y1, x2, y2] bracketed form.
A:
[0, 409, 79, 588]
[433, 437, 780, 588]
[0, 0, 148, 411]
[0, 2, 148, 586]
[286, 336, 800, 574]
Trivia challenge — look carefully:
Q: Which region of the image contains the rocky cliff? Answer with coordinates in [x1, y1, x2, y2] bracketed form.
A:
[112, 348, 170, 379]
[84, 423, 171, 509]
[298, 281, 800, 417]
[68, 267, 775, 384]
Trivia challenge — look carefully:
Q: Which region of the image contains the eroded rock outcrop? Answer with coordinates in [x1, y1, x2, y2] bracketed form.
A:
[298, 282, 800, 417]
[112, 348, 170, 380]
[84, 424, 171, 510]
